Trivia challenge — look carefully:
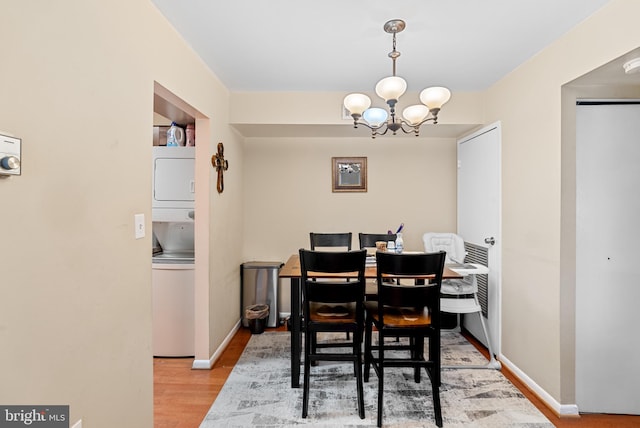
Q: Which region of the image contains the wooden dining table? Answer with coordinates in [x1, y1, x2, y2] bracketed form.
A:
[279, 253, 464, 388]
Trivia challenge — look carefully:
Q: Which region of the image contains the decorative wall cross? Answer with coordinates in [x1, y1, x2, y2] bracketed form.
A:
[211, 142, 229, 194]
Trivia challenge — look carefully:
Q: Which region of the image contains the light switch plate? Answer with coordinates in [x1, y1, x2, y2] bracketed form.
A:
[134, 213, 145, 239]
[0, 132, 22, 176]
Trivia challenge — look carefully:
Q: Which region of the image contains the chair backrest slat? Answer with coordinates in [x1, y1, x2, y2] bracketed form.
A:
[299, 249, 366, 305]
[310, 232, 352, 250]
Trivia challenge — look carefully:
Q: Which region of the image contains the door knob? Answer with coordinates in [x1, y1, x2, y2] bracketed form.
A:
[484, 237, 496, 246]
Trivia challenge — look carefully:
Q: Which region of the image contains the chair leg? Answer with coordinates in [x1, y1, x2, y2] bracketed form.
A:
[408, 336, 417, 381]
[364, 319, 372, 382]
[376, 336, 384, 428]
[311, 332, 318, 367]
[354, 332, 365, 419]
[302, 331, 311, 418]
[352, 330, 359, 377]
[426, 331, 443, 426]
[430, 331, 441, 388]
[432, 378, 443, 427]
[413, 336, 424, 383]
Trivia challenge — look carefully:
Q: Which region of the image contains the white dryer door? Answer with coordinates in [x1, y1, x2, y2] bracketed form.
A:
[154, 157, 195, 202]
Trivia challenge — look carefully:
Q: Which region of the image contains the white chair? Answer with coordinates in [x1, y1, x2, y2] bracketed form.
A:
[422, 232, 501, 369]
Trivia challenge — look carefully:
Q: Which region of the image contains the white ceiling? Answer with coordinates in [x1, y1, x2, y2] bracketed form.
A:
[151, 0, 611, 93]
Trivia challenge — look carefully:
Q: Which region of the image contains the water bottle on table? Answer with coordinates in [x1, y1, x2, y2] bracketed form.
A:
[395, 232, 404, 254]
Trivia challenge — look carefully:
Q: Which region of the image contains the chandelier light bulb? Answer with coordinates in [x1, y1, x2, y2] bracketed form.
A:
[402, 104, 430, 125]
[343, 93, 372, 116]
[419, 86, 452, 110]
[375, 76, 407, 103]
[362, 108, 389, 128]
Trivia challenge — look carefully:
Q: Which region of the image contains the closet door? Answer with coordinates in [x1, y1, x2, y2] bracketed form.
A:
[576, 102, 640, 414]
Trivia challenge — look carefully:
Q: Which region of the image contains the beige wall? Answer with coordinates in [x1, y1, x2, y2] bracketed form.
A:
[1, 1, 242, 427]
[242, 135, 459, 311]
[483, 0, 640, 406]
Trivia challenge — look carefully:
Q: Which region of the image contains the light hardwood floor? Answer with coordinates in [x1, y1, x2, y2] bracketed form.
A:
[154, 326, 640, 427]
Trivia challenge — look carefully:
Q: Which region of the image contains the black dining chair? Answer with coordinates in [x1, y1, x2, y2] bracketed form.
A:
[359, 233, 397, 299]
[310, 232, 354, 339]
[364, 250, 446, 427]
[299, 248, 367, 419]
[310, 232, 352, 250]
[358, 232, 396, 250]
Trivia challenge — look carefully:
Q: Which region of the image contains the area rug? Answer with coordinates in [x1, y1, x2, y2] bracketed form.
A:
[200, 332, 553, 427]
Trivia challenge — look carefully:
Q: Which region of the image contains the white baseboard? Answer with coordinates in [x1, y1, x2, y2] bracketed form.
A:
[192, 319, 241, 370]
[499, 352, 579, 416]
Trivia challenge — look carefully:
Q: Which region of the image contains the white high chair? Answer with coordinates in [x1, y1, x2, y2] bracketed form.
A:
[423, 232, 501, 369]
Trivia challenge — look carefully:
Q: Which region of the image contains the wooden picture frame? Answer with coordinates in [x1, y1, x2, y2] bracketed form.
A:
[332, 157, 367, 192]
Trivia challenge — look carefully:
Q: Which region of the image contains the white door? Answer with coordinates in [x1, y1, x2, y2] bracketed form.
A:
[457, 123, 502, 354]
[576, 102, 640, 414]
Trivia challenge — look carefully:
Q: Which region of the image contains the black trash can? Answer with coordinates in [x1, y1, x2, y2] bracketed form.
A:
[245, 304, 270, 334]
[441, 311, 458, 330]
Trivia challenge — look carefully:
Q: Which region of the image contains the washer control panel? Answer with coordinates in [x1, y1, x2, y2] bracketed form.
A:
[0, 133, 21, 176]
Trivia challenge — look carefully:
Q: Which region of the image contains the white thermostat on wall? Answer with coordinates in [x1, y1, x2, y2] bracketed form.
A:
[0, 132, 21, 176]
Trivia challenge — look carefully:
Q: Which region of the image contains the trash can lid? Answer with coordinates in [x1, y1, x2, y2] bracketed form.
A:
[242, 261, 283, 269]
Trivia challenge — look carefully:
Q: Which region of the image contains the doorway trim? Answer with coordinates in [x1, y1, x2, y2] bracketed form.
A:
[153, 81, 212, 367]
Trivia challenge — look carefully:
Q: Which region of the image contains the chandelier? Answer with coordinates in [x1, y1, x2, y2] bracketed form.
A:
[343, 19, 451, 138]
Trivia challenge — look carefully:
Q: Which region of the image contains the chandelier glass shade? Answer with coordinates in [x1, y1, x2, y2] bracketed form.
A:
[375, 76, 407, 102]
[343, 19, 451, 138]
[363, 108, 388, 127]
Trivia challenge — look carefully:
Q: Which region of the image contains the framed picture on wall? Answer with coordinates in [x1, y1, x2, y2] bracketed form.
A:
[332, 157, 367, 192]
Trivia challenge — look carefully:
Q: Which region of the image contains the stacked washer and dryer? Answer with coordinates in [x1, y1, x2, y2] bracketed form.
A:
[151, 146, 195, 357]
